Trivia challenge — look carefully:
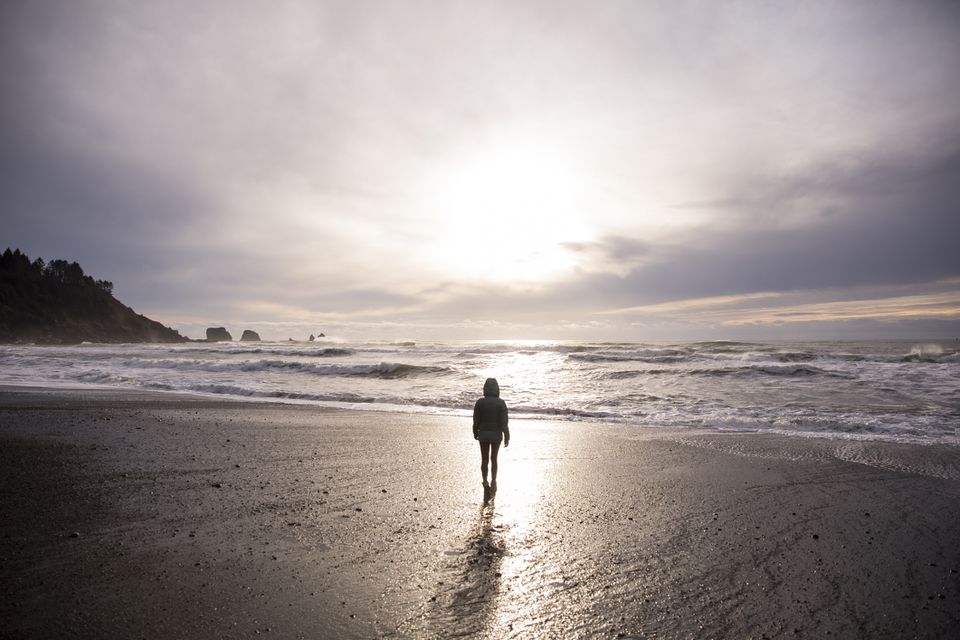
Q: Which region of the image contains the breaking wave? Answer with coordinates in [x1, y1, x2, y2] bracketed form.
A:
[568, 348, 689, 364]
[170, 346, 356, 358]
[118, 358, 454, 378]
[605, 364, 855, 379]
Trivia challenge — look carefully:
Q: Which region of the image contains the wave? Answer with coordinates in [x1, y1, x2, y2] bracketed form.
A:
[162, 383, 478, 413]
[901, 344, 959, 363]
[570, 346, 859, 365]
[71, 370, 133, 384]
[568, 348, 690, 364]
[69, 358, 456, 380]
[341, 362, 454, 378]
[454, 344, 603, 357]
[169, 346, 355, 358]
[260, 359, 453, 378]
[174, 383, 380, 404]
[604, 364, 855, 379]
[684, 340, 765, 354]
[746, 364, 853, 378]
[743, 350, 818, 363]
[510, 405, 619, 420]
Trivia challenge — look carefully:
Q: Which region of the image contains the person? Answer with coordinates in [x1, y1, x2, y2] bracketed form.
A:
[473, 377, 509, 495]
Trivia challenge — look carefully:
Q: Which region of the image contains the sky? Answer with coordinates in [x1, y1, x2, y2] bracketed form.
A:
[2, 0, 959, 341]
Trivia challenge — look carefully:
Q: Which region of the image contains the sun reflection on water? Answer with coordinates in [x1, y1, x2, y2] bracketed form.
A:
[472, 343, 567, 414]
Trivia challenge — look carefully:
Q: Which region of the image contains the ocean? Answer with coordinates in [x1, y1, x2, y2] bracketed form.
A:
[2, 339, 958, 445]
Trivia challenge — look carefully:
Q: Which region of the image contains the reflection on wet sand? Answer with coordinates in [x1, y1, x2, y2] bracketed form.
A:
[404, 500, 509, 637]
[454, 443, 555, 637]
[446, 503, 506, 634]
[406, 438, 555, 638]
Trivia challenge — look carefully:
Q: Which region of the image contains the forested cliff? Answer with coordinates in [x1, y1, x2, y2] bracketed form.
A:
[0, 248, 187, 344]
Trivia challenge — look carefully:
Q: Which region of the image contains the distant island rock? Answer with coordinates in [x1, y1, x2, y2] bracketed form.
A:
[0, 248, 188, 344]
[240, 330, 260, 342]
[206, 327, 233, 342]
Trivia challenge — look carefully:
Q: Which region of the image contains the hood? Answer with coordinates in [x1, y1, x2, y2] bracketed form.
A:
[483, 378, 500, 398]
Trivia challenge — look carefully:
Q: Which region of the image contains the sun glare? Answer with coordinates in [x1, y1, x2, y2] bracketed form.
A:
[426, 141, 590, 283]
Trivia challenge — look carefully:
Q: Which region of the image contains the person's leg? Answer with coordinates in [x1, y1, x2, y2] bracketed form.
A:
[479, 441, 490, 486]
[489, 441, 501, 490]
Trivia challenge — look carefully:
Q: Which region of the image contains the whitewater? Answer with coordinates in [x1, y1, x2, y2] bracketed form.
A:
[2, 339, 957, 445]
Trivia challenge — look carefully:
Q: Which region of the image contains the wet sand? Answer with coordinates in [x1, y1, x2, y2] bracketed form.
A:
[1, 386, 958, 639]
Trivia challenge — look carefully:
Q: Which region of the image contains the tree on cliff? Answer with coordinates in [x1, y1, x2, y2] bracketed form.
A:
[0, 248, 187, 344]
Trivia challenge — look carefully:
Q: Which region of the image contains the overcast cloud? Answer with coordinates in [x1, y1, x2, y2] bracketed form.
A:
[2, 0, 958, 340]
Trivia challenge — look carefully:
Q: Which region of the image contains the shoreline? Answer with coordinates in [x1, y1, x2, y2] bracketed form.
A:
[2, 386, 959, 638]
[2, 380, 957, 452]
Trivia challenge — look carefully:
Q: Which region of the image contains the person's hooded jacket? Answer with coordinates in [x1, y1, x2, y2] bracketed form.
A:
[473, 378, 509, 443]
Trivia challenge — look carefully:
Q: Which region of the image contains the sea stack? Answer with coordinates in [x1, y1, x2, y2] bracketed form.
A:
[206, 327, 232, 342]
[240, 330, 261, 342]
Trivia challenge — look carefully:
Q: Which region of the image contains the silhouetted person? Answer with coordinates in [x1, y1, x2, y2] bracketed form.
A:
[473, 377, 509, 497]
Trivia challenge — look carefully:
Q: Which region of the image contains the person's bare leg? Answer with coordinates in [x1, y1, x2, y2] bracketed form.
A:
[489, 441, 501, 491]
[479, 442, 490, 487]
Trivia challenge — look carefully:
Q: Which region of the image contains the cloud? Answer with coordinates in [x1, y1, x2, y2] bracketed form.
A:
[604, 284, 960, 325]
[2, 1, 959, 339]
[558, 147, 960, 304]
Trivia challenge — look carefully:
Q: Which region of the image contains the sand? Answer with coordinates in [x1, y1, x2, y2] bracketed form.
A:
[1, 386, 958, 639]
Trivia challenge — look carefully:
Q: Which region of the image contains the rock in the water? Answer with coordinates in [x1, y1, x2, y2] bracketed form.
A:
[309, 334, 315, 341]
[240, 330, 261, 342]
[318, 332, 325, 337]
[206, 327, 232, 342]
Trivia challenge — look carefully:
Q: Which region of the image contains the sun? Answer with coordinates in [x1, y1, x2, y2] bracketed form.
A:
[425, 140, 590, 283]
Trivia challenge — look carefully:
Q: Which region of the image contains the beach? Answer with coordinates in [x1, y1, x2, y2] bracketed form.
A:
[1, 386, 958, 639]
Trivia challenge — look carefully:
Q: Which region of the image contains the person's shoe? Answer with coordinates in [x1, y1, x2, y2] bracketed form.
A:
[490, 481, 497, 493]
